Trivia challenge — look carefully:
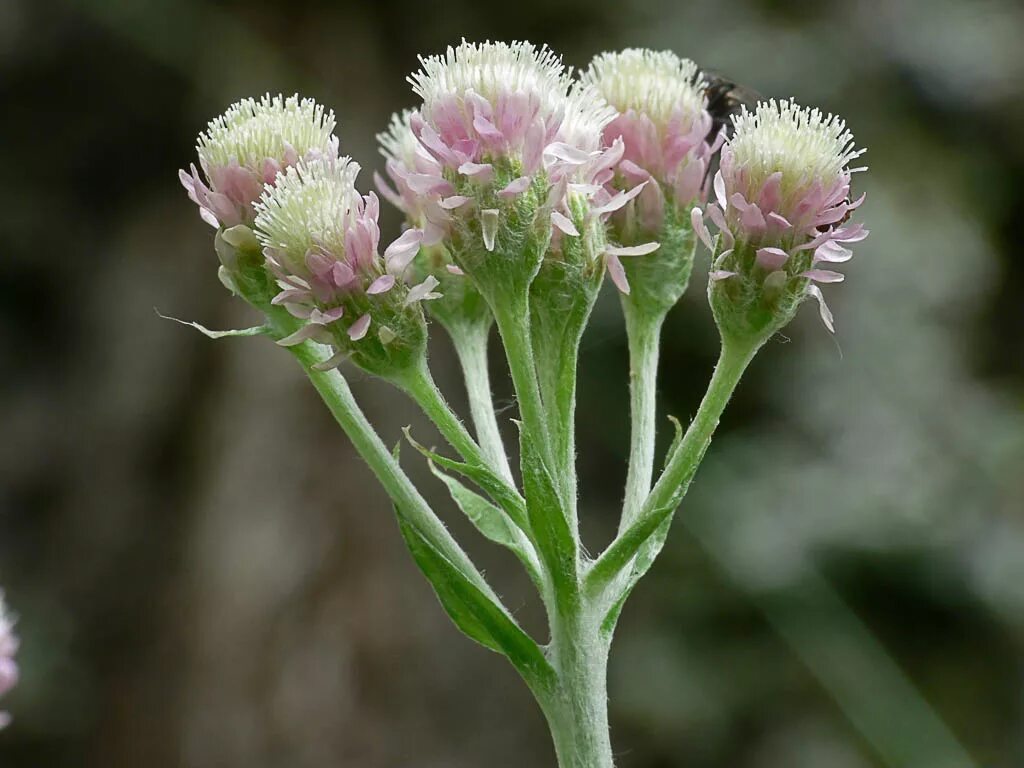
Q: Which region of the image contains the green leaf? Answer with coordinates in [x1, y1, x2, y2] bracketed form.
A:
[518, 424, 576, 583]
[600, 515, 673, 635]
[155, 309, 269, 339]
[663, 415, 684, 472]
[403, 427, 530, 533]
[429, 462, 544, 591]
[395, 512, 555, 688]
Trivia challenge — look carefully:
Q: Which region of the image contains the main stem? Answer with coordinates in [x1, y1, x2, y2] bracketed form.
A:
[448, 321, 514, 483]
[545, 602, 615, 768]
[620, 304, 665, 528]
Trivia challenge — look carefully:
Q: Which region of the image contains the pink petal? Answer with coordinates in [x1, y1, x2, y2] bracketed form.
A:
[498, 176, 530, 198]
[276, 323, 323, 347]
[593, 181, 647, 216]
[374, 170, 405, 212]
[806, 284, 835, 332]
[440, 195, 471, 209]
[755, 247, 790, 271]
[709, 270, 737, 281]
[366, 274, 396, 294]
[606, 242, 660, 257]
[348, 313, 372, 341]
[691, 207, 713, 250]
[543, 142, 590, 166]
[713, 170, 727, 208]
[384, 228, 424, 274]
[801, 269, 845, 283]
[312, 347, 349, 371]
[446, 264, 465, 275]
[458, 162, 495, 183]
[814, 240, 853, 264]
[404, 173, 452, 195]
[605, 253, 630, 294]
[551, 210, 579, 237]
[405, 275, 442, 304]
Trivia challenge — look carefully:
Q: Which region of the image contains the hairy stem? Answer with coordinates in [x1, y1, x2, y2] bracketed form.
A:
[448, 321, 514, 483]
[587, 337, 759, 596]
[492, 296, 556, 480]
[540, 599, 614, 768]
[286, 341, 501, 604]
[620, 304, 665, 529]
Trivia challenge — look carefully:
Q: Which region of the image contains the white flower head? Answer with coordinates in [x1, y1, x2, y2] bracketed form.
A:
[581, 48, 706, 129]
[255, 157, 364, 264]
[728, 98, 866, 199]
[197, 94, 338, 175]
[409, 39, 571, 123]
[559, 82, 618, 154]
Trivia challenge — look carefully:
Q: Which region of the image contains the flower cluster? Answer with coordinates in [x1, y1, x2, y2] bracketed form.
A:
[0, 592, 18, 730]
[180, 45, 870, 363]
[581, 49, 717, 235]
[692, 98, 867, 336]
[181, 94, 339, 228]
[254, 157, 438, 374]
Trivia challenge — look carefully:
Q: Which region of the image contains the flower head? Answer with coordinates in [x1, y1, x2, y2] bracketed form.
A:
[693, 98, 867, 337]
[255, 157, 436, 374]
[391, 40, 619, 299]
[0, 592, 18, 730]
[581, 49, 715, 233]
[181, 94, 339, 229]
[409, 39, 571, 173]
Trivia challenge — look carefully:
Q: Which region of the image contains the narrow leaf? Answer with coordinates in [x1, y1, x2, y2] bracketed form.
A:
[395, 513, 555, 688]
[662, 415, 684, 472]
[403, 427, 530, 533]
[518, 424, 576, 580]
[429, 462, 544, 591]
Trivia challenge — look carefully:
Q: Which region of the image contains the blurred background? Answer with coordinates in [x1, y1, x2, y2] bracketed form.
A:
[2, 0, 1023, 766]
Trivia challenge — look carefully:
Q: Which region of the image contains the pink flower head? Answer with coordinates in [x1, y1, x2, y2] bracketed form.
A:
[375, 109, 453, 247]
[0, 592, 19, 730]
[581, 49, 716, 234]
[694, 98, 867, 332]
[180, 94, 340, 229]
[543, 83, 664, 294]
[397, 40, 617, 254]
[254, 157, 439, 362]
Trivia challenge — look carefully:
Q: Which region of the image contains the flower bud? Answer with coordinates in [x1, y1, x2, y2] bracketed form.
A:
[693, 98, 868, 342]
[0, 591, 19, 730]
[580, 49, 716, 310]
[401, 40, 616, 303]
[180, 94, 339, 230]
[254, 157, 439, 377]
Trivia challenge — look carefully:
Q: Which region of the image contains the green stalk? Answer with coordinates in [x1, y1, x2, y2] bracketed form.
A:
[286, 341, 501, 604]
[587, 337, 759, 596]
[491, 296, 556, 478]
[448, 321, 514, 483]
[395, 362, 497, 473]
[620, 303, 666, 528]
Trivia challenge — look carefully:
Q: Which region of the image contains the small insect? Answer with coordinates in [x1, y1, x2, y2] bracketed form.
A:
[700, 70, 762, 141]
